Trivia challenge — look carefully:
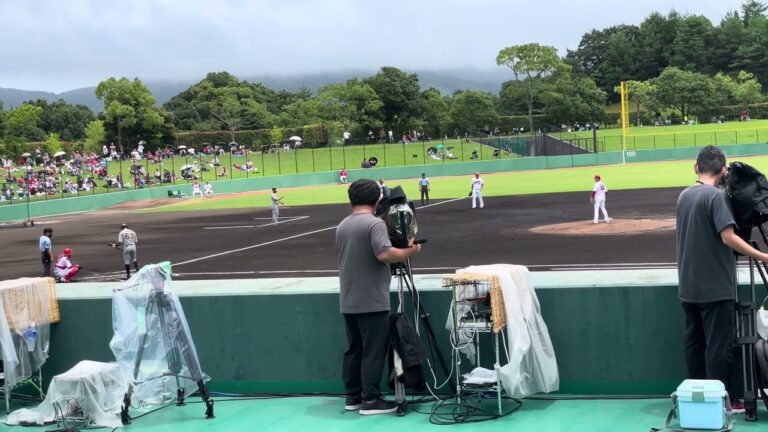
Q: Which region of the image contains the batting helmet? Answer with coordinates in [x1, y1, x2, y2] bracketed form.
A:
[594, 174, 601, 181]
[62, 248, 73, 256]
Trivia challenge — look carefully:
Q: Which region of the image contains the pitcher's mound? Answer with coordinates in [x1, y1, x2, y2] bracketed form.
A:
[528, 218, 676, 236]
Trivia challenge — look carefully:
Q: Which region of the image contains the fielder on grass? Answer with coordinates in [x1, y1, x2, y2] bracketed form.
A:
[470, 172, 484, 209]
[590, 174, 611, 224]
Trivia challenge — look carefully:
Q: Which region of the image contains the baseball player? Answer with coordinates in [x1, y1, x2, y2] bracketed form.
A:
[470, 172, 484, 209]
[116, 223, 139, 279]
[271, 188, 283, 225]
[192, 181, 203, 198]
[418, 173, 430, 206]
[590, 174, 612, 224]
[39, 227, 54, 277]
[54, 248, 80, 283]
[204, 181, 214, 198]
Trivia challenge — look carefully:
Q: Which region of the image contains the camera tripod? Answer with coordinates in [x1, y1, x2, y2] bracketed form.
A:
[120, 286, 214, 425]
[391, 254, 453, 416]
[735, 222, 768, 422]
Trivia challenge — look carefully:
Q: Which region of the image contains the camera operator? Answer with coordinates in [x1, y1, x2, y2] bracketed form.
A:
[676, 145, 768, 407]
[336, 179, 422, 415]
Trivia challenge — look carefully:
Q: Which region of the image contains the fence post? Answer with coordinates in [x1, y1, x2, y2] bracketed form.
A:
[245, 149, 249, 178]
[294, 148, 298, 174]
[715, 132, 717, 146]
[673, 134, 677, 148]
[329, 146, 334, 171]
[694, 132, 696, 147]
[171, 155, 175, 184]
[277, 148, 282, 175]
[311, 148, 316, 172]
[383, 142, 387, 167]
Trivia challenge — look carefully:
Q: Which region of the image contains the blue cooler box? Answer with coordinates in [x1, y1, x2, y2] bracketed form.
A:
[676, 380, 727, 430]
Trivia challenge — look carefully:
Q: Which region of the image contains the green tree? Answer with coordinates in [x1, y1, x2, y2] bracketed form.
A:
[363, 67, 421, 126]
[95, 77, 163, 152]
[542, 67, 606, 125]
[742, 0, 768, 25]
[0, 99, 5, 137]
[278, 98, 323, 128]
[636, 12, 681, 78]
[30, 99, 95, 141]
[709, 12, 747, 73]
[419, 88, 451, 137]
[496, 43, 562, 135]
[5, 103, 44, 140]
[734, 15, 768, 86]
[449, 91, 499, 132]
[668, 15, 715, 73]
[317, 79, 384, 130]
[651, 67, 720, 118]
[83, 120, 106, 153]
[192, 82, 272, 142]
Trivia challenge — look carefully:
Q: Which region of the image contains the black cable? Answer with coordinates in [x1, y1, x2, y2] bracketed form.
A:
[428, 395, 522, 425]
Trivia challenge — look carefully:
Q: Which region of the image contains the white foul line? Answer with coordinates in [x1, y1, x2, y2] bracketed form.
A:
[176, 197, 465, 267]
[203, 216, 309, 230]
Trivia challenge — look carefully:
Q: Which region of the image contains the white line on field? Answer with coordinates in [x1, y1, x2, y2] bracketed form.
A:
[203, 216, 309, 230]
[171, 266, 462, 276]
[177, 197, 464, 267]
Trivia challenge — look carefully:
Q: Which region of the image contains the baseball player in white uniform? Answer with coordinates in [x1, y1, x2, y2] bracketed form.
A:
[271, 188, 283, 225]
[116, 223, 139, 279]
[192, 181, 202, 198]
[590, 175, 612, 224]
[470, 172, 484, 209]
[204, 181, 214, 197]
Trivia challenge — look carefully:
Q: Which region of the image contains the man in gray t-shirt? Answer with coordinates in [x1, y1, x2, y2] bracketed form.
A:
[336, 179, 421, 415]
[676, 145, 768, 398]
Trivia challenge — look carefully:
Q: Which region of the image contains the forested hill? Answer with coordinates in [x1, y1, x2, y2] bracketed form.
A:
[0, 68, 509, 112]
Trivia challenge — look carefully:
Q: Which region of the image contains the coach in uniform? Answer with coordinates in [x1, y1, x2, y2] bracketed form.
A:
[336, 179, 422, 415]
[39, 227, 53, 277]
[677, 145, 768, 405]
[471, 172, 484, 209]
[117, 223, 139, 279]
[418, 173, 430, 206]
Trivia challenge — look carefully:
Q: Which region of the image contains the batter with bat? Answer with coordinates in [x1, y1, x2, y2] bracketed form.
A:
[111, 223, 139, 279]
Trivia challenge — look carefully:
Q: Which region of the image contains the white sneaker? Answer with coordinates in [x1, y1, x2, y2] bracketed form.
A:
[592, 221, 598, 224]
[605, 218, 613, 223]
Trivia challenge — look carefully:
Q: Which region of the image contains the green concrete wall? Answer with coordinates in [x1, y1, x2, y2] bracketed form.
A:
[4, 142, 768, 223]
[46, 283, 706, 396]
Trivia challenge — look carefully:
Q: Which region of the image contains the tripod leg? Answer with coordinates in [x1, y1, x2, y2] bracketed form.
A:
[122, 294, 158, 425]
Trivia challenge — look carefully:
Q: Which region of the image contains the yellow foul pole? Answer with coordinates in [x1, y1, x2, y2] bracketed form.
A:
[619, 81, 629, 164]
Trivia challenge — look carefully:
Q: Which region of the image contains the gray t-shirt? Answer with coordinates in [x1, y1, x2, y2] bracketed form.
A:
[336, 212, 393, 314]
[676, 184, 737, 303]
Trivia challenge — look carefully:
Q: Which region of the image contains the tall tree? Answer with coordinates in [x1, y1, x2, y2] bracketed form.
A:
[734, 14, 768, 85]
[95, 77, 163, 152]
[496, 43, 562, 135]
[636, 12, 681, 78]
[30, 99, 95, 141]
[419, 88, 451, 137]
[5, 103, 44, 140]
[317, 79, 384, 130]
[449, 91, 499, 132]
[742, 0, 768, 25]
[363, 67, 421, 126]
[83, 120, 106, 153]
[192, 82, 272, 142]
[542, 66, 606, 125]
[651, 67, 719, 118]
[669, 15, 715, 73]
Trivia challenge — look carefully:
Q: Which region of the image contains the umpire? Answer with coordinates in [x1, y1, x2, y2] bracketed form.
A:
[116, 223, 139, 279]
[39, 227, 53, 277]
[418, 173, 430, 206]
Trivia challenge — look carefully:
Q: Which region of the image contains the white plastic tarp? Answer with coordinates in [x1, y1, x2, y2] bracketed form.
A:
[452, 264, 559, 398]
[110, 262, 209, 409]
[4, 361, 129, 428]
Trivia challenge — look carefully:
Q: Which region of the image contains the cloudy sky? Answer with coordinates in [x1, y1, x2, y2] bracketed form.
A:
[0, 0, 745, 92]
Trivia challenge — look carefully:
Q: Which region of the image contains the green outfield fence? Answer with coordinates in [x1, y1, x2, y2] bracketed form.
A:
[3, 142, 768, 223]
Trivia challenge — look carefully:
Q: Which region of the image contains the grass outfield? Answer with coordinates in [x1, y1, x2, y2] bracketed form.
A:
[149, 154, 768, 212]
[558, 120, 768, 151]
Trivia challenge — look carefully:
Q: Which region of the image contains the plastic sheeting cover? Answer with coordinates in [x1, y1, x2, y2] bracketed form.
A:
[455, 264, 559, 398]
[110, 262, 209, 410]
[0, 277, 54, 391]
[4, 361, 129, 428]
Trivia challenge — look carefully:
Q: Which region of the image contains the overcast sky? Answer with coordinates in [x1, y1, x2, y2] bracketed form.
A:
[0, 0, 745, 92]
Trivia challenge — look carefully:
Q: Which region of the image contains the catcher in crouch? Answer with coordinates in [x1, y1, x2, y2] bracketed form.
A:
[111, 223, 139, 279]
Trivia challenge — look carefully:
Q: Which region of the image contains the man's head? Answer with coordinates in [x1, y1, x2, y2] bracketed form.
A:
[272, 187, 277, 193]
[695, 145, 727, 180]
[43, 227, 53, 237]
[474, 172, 480, 178]
[421, 173, 426, 178]
[594, 174, 601, 182]
[62, 248, 72, 257]
[379, 179, 385, 185]
[121, 223, 128, 230]
[348, 179, 380, 207]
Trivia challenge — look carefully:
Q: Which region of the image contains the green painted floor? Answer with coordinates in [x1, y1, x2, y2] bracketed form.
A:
[3, 396, 767, 432]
